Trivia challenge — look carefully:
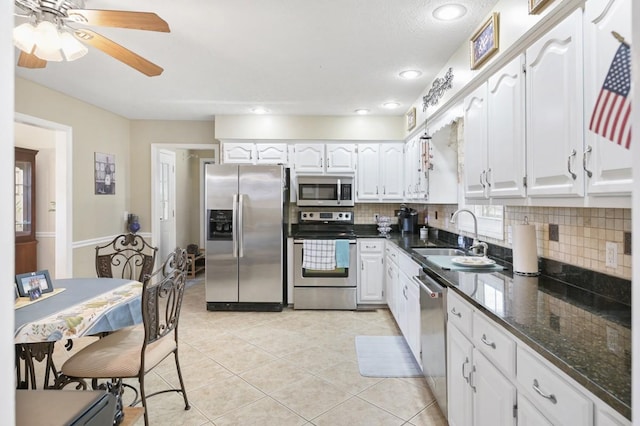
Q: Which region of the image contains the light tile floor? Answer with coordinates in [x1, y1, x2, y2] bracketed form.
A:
[44, 279, 448, 426]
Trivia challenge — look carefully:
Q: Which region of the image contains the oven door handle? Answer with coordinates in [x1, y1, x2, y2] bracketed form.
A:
[337, 178, 341, 205]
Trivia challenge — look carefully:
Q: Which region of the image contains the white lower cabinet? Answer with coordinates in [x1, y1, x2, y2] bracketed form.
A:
[357, 239, 385, 304]
[447, 297, 516, 426]
[517, 394, 553, 426]
[517, 345, 593, 425]
[384, 242, 421, 366]
[446, 289, 628, 426]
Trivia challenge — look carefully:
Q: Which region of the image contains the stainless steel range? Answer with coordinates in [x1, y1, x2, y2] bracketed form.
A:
[293, 211, 357, 310]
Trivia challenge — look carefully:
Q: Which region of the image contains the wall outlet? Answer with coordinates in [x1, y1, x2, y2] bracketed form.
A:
[123, 211, 129, 222]
[373, 213, 379, 222]
[605, 241, 618, 268]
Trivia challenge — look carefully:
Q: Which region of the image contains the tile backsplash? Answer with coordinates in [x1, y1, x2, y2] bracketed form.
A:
[425, 204, 632, 280]
[288, 202, 631, 280]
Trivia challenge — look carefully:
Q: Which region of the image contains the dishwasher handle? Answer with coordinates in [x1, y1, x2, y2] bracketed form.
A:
[413, 275, 443, 299]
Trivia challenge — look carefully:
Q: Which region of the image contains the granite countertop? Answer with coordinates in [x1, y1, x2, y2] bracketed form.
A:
[384, 233, 631, 420]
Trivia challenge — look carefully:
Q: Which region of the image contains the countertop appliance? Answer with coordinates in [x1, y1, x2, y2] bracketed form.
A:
[205, 164, 284, 311]
[293, 210, 357, 309]
[416, 270, 447, 418]
[296, 175, 354, 207]
[398, 205, 419, 234]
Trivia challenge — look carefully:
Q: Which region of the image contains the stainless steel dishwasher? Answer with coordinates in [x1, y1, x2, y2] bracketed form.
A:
[415, 270, 447, 418]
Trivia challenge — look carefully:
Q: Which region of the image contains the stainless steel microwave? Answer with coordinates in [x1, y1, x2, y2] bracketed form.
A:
[296, 176, 354, 207]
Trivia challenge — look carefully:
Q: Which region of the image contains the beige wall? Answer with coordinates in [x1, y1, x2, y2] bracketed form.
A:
[129, 120, 216, 231]
[15, 78, 131, 243]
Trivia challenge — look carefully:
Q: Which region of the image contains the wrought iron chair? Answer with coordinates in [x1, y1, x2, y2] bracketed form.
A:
[55, 248, 191, 426]
[95, 233, 157, 282]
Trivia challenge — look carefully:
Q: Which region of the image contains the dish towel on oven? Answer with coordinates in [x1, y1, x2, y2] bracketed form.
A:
[335, 239, 350, 268]
[302, 240, 336, 270]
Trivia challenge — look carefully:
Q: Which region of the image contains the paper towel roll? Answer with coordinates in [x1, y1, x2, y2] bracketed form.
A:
[512, 224, 539, 275]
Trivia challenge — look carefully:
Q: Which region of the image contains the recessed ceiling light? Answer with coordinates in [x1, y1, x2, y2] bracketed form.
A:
[355, 109, 370, 115]
[399, 70, 422, 79]
[251, 107, 269, 114]
[383, 101, 401, 109]
[432, 4, 467, 21]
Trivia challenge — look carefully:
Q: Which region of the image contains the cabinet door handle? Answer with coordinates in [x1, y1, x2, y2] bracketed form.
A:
[469, 365, 477, 393]
[567, 149, 577, 180]
[450, 307, 462, 318]
[383, 186, 386, 195]
[532, 379, 557, 404]
[481, 334, 496, 349]
[361, 260, 364, 271]
[583, 145, 593, 178]
[462, 357, 470, 384]
[376, 185, 379, 195]
[480, 171, 486, 189]
[486, 168, 492, 187]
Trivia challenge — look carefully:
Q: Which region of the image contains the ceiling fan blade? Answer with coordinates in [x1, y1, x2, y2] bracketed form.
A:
[74, 29, 164, 76]
[66, 10, 170, 32]
[17, 51, 47, 69]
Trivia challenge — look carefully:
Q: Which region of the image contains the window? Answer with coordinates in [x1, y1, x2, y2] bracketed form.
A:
[456, 204, 504, 241]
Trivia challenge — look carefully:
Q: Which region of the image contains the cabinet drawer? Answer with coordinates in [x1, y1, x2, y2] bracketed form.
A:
[359, 240, 384, 253]
[472, 311, 516, 377]
[517, 346, 593, 426]
[398, 251, 421, 277]
[385, 243, 400, 263]
[447, 290, 473, 338]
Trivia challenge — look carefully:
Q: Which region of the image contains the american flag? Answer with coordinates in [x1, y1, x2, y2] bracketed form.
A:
[588, 42, 632, 149]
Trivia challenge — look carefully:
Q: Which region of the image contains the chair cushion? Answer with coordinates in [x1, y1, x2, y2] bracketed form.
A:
[61, 325, 176, 379]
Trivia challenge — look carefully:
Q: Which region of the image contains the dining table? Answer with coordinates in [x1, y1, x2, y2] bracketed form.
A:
[14, 277, 143, 389]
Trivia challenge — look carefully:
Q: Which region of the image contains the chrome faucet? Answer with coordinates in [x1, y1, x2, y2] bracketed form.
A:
[450, 209, 487, 257]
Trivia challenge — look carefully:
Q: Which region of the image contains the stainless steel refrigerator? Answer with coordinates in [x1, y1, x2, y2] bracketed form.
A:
[205, 164, 284, 311]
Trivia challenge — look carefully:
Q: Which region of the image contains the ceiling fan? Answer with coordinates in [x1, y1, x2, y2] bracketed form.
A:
[13, 0, 170, 76]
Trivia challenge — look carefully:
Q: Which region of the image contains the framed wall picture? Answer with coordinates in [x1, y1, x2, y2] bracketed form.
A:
[470, 13, 499, 70]
[528, 0, 554, 14]
[95, 152, 116, 195]
[406, 107, 417, 131]
[15, 270, 54, 298]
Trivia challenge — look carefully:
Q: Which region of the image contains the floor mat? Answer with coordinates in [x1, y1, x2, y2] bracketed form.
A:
[355, 335, 422, 378]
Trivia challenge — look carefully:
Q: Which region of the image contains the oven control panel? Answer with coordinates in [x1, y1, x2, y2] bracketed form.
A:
[299, 211, 353, 223]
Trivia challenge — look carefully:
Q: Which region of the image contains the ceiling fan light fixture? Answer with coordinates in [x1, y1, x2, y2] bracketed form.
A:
[60, 31, 88, 61]
[13, 22, 37, 53]
[33, 20, 63, 61]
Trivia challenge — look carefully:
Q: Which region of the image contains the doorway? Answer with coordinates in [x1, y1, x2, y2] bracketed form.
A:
[151, 143, 218, 261]
[14, 114, 73, 278]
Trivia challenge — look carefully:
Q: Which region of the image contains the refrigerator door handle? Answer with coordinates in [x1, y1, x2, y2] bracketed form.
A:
[238, 193, 244, 258]
[232, 193, 238, 258]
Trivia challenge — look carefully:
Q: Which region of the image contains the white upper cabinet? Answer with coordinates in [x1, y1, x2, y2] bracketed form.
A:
[380, 143, 404, 200]
[356, 144, 380, 200]
[404, 135, 427, 201]
[222, 142, 288, 165]
[356, 143, 404, 201]
[255, 143, 288, 164]
[463, 84, 488, 199]
[293, 143, 355, 174]
[583, 0, 632, 196]
[525, 9, 584, 198]
[222, 143, 255, 164]
[464, 54, 526, 200]
[487, 55, 526, 198]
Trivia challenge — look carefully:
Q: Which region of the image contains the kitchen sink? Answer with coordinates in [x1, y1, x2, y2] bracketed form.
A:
[412, 247, 466, 257]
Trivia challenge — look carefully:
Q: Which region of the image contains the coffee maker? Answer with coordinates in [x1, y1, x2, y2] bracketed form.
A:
[397, 205, 419, 234]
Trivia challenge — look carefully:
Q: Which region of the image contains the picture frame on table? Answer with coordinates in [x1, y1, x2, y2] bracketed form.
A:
[15, 270, 54, 299]
[470, 12, 499, 70]
[528, 0, 554, 15]
[406, 107, 417, 131]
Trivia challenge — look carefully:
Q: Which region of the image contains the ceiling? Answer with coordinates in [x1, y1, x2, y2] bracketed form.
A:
[14, 0, 499, 120]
